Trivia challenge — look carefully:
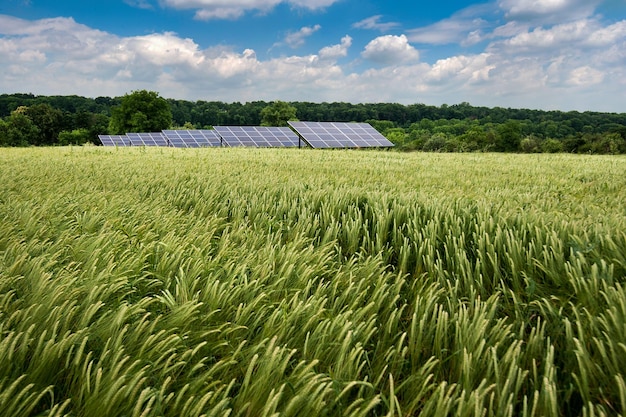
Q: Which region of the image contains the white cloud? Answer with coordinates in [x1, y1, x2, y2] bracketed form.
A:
[567, 66, 604, 86]
[407, 4, 493, 45]
[352, 15, 400, 32]
[491, 18, 626, 52]
[476, 16, 626, 105]
[0, 15, 114, 67]
[500, 20, 592, 50]
[124, 0, 154, 9]
[498, 0, 600, 23]
[491, 21, 531, 38]
[318, 35, 352, 61]
[1, 13, 625, 112]
[121, 33, 206, 66]
[361, 34, 419, 65]
[158, 0, 339, 20]
[287, 0, 339, 9]
[586, 20, 626, 46]
[0, 14, 94, 37]
[284, 25, 321, 49]
[427, 54, 494, 84]
[194, 7, 247, 20]
[408, 18, 488, 45]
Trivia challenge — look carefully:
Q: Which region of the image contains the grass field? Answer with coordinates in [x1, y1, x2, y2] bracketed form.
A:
[1, 146, 625, 416]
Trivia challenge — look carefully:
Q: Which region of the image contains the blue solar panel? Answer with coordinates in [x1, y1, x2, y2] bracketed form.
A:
[126, 132, 168, 146]
[288, 122, 394, 149]
[214, 126, 301, 148]
[162, 130, 221, 147]
[98, 135, 130, 146]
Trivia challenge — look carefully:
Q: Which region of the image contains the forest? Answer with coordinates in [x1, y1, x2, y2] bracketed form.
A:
[0, 92, 625, 153]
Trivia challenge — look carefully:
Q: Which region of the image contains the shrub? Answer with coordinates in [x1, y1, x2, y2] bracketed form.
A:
[58, 128, 92, 145]
[541, 138, 564, 153]
[520, 135, 541, 153]
[422, 132, 448, 151]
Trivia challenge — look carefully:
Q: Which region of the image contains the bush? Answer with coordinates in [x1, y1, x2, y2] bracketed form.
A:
[58, 129, 92, 145]
[590, 133, 626, 154]
[541, 138, 564, 153]
[520, 136, 541, 153]
[443, 137, 463, 152]
[422, 133, 448, 152]
[385, 128, 408, 147]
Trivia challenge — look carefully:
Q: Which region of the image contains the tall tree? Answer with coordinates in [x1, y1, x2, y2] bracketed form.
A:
[109, 90, 172, 134]
[260, 101, 298, 126]
[23, 103, 64, 145]
[495, 120, 522, 152]
[0, 108, 40, 146]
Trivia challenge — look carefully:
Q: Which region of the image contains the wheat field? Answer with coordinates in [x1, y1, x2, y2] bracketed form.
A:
[1, 147, 625, 416]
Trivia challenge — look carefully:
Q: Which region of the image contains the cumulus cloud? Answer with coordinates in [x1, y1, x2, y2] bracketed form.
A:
[0, 15, 114, 67]
[490, 18, 626, 53]
[427, 54, 494, 84]
[361, 34, 419, 65]
[352, 15, 400, 32]
[284, 25, 321, 49]
[0, 14, 346, 100]
[498, 20, 594, 50]
[567, 66, 604, 86]
[1, 11, 625, 111]
[158, 0, 339, 20]
[585, 20, 626, 46]
[318, 35, 352, 61]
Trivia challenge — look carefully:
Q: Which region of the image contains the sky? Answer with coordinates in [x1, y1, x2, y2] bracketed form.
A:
[0, 0, 625, 112]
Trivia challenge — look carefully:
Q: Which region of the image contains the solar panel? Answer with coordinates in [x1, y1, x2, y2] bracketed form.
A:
[98, 135, 130, 147]
[126, 132, 167, 146]
[214, 126, 301, 148]
[162, 130, 222, 148]
[288, 122, 394, 149]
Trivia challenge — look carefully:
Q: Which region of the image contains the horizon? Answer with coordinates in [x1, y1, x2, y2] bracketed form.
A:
[5, 91, 626, 115]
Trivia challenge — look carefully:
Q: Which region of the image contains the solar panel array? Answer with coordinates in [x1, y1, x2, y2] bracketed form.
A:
[214, 126, 300, 148]
[127, 132, 168, 147]
[288, 122, 394, 149]
[98, 122, 393, 150]
[98, 135, 130, 147]
[162, 130, 222, 148]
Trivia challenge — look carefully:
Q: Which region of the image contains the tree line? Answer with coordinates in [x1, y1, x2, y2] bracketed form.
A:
[1, 92, 625, 153]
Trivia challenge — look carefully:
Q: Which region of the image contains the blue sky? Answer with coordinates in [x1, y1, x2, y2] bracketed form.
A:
[1, 0, 625, 112]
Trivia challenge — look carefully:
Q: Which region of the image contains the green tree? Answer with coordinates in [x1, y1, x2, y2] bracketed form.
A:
[0, 109, 40, 146]
[519, 135, 542, 153]
[458, 125, 488, 151]
[422, 133, 448, 152]
[495, 120, 522, 152]
[58, 129, 91, 145]
[406, 128, 431, 150]
[23, 103, 64, 145]
[0, 118, 8, 146]
[541, 138, 564, 153]
[260, 101, 297, 126]
[109, 90, 172, 134]
[82, 113, 110, 144]
[384, 128, 407, 147]
[590, 132, 626, 154]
